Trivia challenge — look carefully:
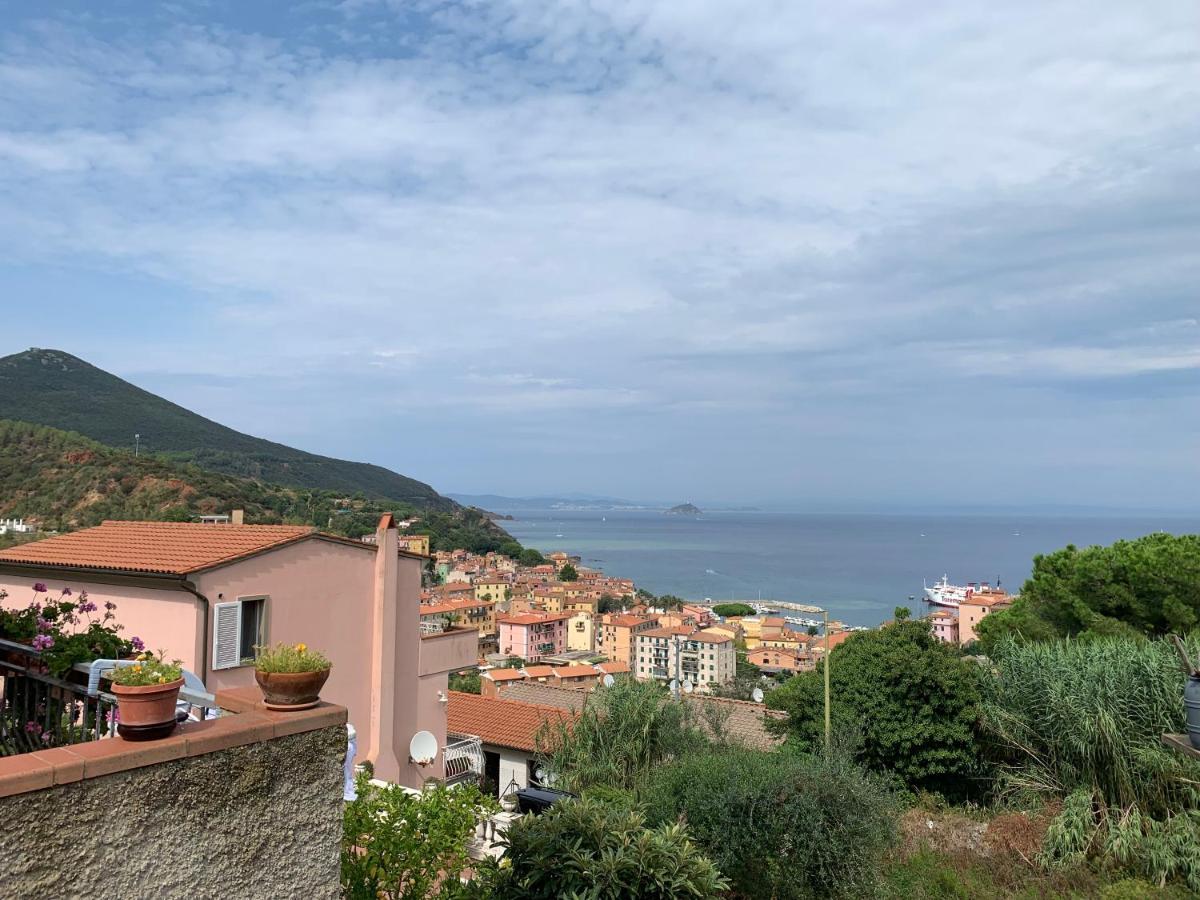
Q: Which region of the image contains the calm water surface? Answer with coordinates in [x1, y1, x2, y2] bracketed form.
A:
[499, 510, 1200, 627]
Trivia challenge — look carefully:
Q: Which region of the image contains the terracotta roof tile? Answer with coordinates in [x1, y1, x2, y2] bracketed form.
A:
[497, 682, 589, 713]
[521, 665, 557, 678]
[0, 521, 320, 576]
[594, 661, 631, 674]
[446, 691, 574, 752]
[483, 669, 526, 682]
[497, 612, 572, 626]
[551, 665, 599, 678]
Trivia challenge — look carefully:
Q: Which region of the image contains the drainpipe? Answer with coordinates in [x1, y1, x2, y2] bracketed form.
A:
[180, 579, 211, 686]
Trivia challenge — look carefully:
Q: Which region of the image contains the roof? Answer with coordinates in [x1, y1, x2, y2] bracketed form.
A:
[497, 682, 589, 712]
[594, 661, 631, 674]
[552, 665, 599, 678]
[420, 598, 494, 616]
[482, 669, 526, 682]
[497, 612, 572, 626]
[604, 614, 654, 628]
[682, 695, 786, 752]
[0, 521, 323, 576]
[693, 631, 733, 644]
[638, 626, 695, 639]
[446, 691, 574, 752]
[522, 665, 557, 678]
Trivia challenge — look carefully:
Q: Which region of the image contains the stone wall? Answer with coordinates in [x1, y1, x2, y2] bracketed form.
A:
[0, 725, 345, 899]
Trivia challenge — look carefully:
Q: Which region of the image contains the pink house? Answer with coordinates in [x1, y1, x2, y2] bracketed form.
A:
[497, 612, 571, 662]
[927, 609, 960, 644]
[0, 514, 475, 788]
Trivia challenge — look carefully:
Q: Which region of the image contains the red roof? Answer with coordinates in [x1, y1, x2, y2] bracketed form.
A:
[551, 665, 598, 678]
[594, 661, 630, 674]
[446, 691, 574, 752]
[497, 612, 572, 626]
[483, 669, 526, 682]
[522, 665, 557, 678]
[0, 521, 324, 576]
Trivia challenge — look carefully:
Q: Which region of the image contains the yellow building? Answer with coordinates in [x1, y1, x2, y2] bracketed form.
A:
[420, 598, 496, 637]
[567, 611, 595, 652]
[473, 576, 510, 603]
[398, 534, 430, 555]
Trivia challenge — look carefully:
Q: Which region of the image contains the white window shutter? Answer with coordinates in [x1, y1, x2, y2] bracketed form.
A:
[213, 601, 242, 670]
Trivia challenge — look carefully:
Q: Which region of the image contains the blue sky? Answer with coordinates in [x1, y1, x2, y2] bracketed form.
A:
[0, 1, 1197, 509]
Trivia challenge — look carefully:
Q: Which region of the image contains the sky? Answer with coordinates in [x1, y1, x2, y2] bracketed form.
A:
[0, 1, 1197, 510]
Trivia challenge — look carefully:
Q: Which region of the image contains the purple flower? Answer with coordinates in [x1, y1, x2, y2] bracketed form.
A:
[60, 587, 72, 596]
[130, 636, 145, 652]
[36, 618, 53, 633]
[32, 583, 47, 593]
[78, 601, 97, 614]
[24, 721, 41, 735]
[104, 601, 116, 611]
[31, 634, 54, 651]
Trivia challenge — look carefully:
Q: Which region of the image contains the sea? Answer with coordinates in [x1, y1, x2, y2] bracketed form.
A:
[498, 509, 1200, 628]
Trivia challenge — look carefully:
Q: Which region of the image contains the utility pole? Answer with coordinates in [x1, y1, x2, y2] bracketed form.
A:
[134, 434, 140, 457]
[823, 608, 831, 755]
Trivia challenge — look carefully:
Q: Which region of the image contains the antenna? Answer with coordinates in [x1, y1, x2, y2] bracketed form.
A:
[408, 730, 438, 766]
[602, 674, 615, 688]
[751, 687, 764, 703]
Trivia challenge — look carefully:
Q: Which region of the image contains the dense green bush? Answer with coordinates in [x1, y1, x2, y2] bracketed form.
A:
[977, 533, 1200, 648]
[342, 775, 496, 899]
[766, 619, 988, 799]
[466, 798, 728, 899]
[538, 677, 706, 792]
[982, 635, 1200, 890]
[643, 748, 896, 899]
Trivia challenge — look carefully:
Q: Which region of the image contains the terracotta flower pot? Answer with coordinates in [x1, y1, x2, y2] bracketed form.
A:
[111, 678, 183, 741]
[255, 668, 330, 711]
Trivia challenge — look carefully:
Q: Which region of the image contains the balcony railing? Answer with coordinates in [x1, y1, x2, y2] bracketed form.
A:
[0, 641, 115, 754]
[444, 734, 483, 784]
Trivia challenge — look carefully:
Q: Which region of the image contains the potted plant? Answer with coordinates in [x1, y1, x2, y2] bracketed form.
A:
[254, 642, 331, 710]
[0, 585, 142, 678]
[107, 651, 184, 741]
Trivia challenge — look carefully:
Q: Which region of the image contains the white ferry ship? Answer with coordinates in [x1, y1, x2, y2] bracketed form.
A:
[923, 575, 976, 609]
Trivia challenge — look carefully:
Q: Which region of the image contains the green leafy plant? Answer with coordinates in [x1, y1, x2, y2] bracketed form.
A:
[766, 618, 988, 800]
[253, 641, 331, 673]
[465, 797, 728, 899]
[342, 774, 496, 899]
[644, 747, 897, 899]
[107, 651, 183, 686]
[537, 677, 707, 793]
[712, 602, 755, 618]
[0, 584, 139, 678]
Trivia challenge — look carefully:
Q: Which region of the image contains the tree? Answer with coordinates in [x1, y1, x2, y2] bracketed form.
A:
[518, 548, 545, 567]
[598, 593, 624, 614]
[449, 670, 481, 694]
[712, 602, 754, 618]
[766, 619, 987, 799]
[342, 775, 496, 899]
[644, 748, 896, 899]
[558, 563, 579, 582]
[538, 678, 706, 793]
[465, 798, 728, 899]
[658, 594, 685, 610]
[979, 534, 1200, 648]
[499, 540, 524, 560]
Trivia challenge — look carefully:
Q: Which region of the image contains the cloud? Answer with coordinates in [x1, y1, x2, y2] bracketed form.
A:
[0, 1, 1196, 504]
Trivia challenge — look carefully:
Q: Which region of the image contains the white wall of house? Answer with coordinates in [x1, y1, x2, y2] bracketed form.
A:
[488, 744, 534, 795]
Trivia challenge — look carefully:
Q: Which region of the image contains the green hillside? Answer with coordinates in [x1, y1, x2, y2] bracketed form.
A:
[0, 348, 450, 508]
[0, 420, 517, 554]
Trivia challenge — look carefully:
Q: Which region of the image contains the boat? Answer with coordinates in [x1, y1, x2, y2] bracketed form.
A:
[923, 575, 976, 609]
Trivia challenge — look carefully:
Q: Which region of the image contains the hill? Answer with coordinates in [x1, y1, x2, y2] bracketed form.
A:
[0, 420, 518, 554]
[0, 348, 450, 508]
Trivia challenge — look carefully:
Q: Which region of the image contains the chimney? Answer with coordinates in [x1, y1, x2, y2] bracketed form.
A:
[231, 509, 244, 526]
[368, 513, 402, 781]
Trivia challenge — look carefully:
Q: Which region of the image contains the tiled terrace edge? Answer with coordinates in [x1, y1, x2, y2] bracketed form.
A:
[0, 685, 347, 798]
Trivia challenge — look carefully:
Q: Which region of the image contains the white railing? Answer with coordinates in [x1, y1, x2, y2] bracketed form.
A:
[469, 810, 521, 860]
[444, 734, 483, 784]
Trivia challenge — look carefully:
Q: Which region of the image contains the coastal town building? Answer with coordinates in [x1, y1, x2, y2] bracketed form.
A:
[634, 627, 736, 689]
[419, 596, 497, 637]
[497, 611, 572, 661]
[0, 514, 473, 788]
[596, 613, 659, 668]
[958, 591, 1013, 644]
[748, 646, 814, 674]
[928, 609, 960, 643]
[567, 610, 595, 652]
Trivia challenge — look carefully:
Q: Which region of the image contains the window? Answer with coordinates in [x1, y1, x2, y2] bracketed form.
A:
[213, 596, 267, 670]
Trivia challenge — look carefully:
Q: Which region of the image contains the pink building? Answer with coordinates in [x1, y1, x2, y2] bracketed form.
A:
[497, 611, 571, 661]
[927, 609, 960, 644]
[0, 514, 474, 788]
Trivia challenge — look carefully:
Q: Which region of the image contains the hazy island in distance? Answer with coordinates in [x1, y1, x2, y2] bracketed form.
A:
[665, 502, 703, 516]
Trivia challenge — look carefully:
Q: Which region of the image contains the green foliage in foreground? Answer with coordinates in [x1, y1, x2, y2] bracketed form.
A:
[465, 798, 728, 899]
[977, 533, 1200, 650]
[767, 619, 987, 799]
[448, 669, 481, 694]
[537, 678, 706, 793]
[982, 635, 1200, 890]
[644, 748, 897, 899]
[712, 602, 755, 618]
[342, 775, 496, 900]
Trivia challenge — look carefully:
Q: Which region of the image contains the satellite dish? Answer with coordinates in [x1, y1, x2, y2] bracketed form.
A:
[751, 688, 764, 703]
[683, 680, 694, 694]
[409, 730, 438, 765]
[669, 678, 678, 694]
[602, 674, 615, 688]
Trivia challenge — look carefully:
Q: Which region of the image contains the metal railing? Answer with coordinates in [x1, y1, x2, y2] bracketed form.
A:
[0, 639, 115, 755]
[444, 734, 483, 784]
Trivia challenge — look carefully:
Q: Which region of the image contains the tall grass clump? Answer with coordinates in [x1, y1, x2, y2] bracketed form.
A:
[982, 634, 1200, 889]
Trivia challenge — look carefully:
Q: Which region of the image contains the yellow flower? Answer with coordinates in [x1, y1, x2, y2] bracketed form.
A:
[131, 665, 142, 673]
[136, 652, 148, 661]
[158, 675, 167, 683]
[296, 643, 307, 653]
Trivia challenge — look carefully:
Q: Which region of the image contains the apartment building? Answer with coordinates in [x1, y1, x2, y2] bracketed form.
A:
[596, 613, 659, 668]
[634, 627, 736, 689]
[497, 611, 572, 662]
